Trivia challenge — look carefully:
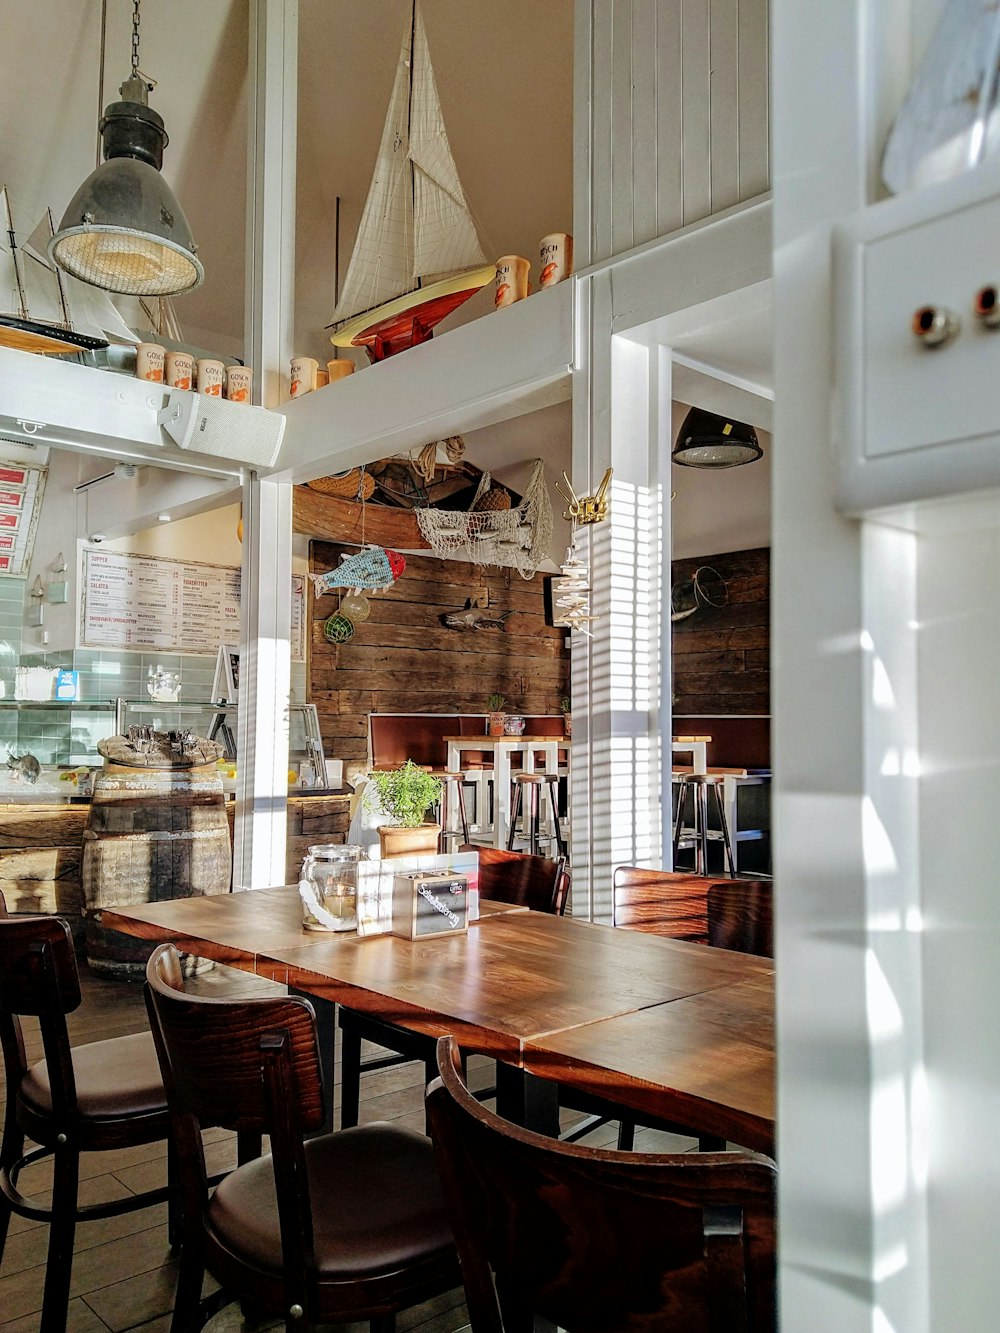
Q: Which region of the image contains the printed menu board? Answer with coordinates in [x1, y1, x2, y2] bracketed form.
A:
[0, 460, 47, 577]
[81, 548, 305, 660]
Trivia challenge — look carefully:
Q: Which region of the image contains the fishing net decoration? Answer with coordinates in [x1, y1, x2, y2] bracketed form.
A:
[415, 458, 553, 579]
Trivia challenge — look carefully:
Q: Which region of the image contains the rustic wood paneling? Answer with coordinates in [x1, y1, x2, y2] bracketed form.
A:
[671, 547, 770, 715]
[580, 0, 771, 266]
[309, 543, 571, 766]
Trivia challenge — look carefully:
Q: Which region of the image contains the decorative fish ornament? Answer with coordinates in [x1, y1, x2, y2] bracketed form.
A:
[440, 603, 513, 632]
[310, 546, 406, 594]
[7, 750, 40, 783]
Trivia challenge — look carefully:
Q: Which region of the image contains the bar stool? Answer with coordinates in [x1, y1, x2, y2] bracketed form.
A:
[437, 771, 470, 850]
[672, 771, 736, 877]
[506, 772, 566, 857]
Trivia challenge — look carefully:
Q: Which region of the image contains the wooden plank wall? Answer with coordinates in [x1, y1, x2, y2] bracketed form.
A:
[671, 546, 769, 714]
[576, 0, 770, 267]
[309, 543, 570, 767]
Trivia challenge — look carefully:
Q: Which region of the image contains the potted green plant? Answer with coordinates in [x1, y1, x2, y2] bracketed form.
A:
[368, 760, 443, 857]
[560, 695, 572, 738]
[486, 692, 507, 736]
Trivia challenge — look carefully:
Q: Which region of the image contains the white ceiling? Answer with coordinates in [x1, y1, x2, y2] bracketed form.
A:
[0, 0, 772, 559]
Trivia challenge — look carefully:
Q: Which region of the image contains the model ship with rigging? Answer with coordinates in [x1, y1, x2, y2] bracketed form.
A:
[0, 187, 139, 355]
[326, 0, 494, 362]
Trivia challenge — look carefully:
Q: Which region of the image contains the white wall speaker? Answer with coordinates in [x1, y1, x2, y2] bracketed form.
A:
[157, 390, 285, 468]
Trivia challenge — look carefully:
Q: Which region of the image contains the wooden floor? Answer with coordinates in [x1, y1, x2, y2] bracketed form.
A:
[0, 958, 699, 1333]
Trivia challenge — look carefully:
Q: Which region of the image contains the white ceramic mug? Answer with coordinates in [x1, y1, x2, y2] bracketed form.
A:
[494, 256, 530, 308]
[164, 350, 193, 390]
[539, 232, 573, 287]
[290, 356, 319, 397]
[196, 359, 225, 397]
[135, 343, 166, 383]
[225, 365, 253, 403]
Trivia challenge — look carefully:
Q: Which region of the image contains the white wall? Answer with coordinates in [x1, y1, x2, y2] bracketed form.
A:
[575, 0, 769, 268]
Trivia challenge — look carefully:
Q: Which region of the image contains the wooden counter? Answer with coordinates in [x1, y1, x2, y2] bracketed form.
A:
[0, 792, 352, 922]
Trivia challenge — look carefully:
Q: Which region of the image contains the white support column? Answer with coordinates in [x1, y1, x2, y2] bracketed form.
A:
[233, 473, 292, 889]
[233, 0, 297, 889]
[246, 0, 297, 410]
[571, 272, 666, 923]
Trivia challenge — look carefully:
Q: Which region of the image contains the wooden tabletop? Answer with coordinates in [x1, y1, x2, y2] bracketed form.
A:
[100, 887, 774, 1145]
[441, 735, 568, 745]
[522, 975, 775, 1154]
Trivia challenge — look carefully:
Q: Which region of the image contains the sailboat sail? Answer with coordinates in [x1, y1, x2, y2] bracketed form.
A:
[408, 8, 486, 280]
[0, 189, 108, 353]
[24, 215, 139, 344]
[331, 3, 485, 327]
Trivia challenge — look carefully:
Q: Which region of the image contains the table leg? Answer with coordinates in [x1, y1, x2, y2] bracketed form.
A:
[290, 986, 335, 1134]
[495, 1061, 560, 1137]
[495, 743, 512, 849]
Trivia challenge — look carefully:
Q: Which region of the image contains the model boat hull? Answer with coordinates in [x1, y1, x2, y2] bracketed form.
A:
[329, 265, 494, 361]
[0, 314, 108, 355]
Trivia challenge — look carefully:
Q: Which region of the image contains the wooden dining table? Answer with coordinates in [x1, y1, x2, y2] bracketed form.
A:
[99, 885, 775, 1152]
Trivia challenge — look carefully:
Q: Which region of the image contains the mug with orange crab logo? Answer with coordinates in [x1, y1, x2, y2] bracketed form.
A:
[196, 359, 225, 397]
[135, 342, 165, 382]
[225, 365, 253, 403]
[539, 233, 573, 288]
[290, 356, 319, 397]
[494, 256, 530, 309]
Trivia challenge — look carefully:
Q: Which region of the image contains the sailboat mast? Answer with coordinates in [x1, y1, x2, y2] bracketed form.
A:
[1, 189, 29, 320]
[407, 0, 421, 291]
[46, 207, 72, 329]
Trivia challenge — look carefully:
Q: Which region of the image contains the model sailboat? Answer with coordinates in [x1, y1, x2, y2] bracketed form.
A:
[326, 2, 495, 361]
[0, 189, 111, 354]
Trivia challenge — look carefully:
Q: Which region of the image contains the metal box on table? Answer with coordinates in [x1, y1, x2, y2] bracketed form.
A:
[392, 871, 469, 939]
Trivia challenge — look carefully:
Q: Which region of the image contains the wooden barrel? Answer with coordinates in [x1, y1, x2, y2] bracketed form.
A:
[82, 752, 231, 978]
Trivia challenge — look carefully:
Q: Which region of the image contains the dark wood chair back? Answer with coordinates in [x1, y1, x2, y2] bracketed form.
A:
[427, 1035, 776, 1333]
[707, 880, 774, 957]
[145, 943, 325, 1140]
[460, 845, 569, 915]
[0, 904, 82, 1115]
[612, 866, 717, 942]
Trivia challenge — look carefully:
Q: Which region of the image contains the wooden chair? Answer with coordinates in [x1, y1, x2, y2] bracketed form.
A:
[612, 865, 716, 942]
[0, 895, 176, 1333]
[145, 942, 459, 1333]
[707, 879, 774, 957]
[426, 1035, 777, 1333]
[338, 848, 569, 1130]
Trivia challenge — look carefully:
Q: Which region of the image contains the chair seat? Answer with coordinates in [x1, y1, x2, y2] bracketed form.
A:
[19, 1030, 166, 1122]
[208, 1122, 453, 1279]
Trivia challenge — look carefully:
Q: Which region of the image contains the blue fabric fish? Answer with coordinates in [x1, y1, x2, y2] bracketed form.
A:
[310, 545, 406, 594]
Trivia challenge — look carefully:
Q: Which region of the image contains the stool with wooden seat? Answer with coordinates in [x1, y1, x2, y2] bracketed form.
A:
[506, 772, 566, 856]
[436, 771, 470, 849]
[672, 770, 737, 877]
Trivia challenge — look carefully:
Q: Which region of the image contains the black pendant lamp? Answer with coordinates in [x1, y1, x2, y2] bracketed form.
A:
[672, 407, 763, 469]
[49, 1, 203, 298]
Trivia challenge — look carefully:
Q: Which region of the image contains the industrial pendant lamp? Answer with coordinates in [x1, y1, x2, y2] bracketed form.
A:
[49, 0, 203, 297]
[672, 406, 763, 469]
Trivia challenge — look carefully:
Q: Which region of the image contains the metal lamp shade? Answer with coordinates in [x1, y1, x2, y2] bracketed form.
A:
[672, 407, 763, 469]
[49, 99, 203, 297]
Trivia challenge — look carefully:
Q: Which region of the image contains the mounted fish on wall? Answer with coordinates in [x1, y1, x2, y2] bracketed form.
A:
[441, 602, 513, 632]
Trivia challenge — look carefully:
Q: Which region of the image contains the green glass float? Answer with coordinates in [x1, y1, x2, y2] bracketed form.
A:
[323, 613, 355, 644]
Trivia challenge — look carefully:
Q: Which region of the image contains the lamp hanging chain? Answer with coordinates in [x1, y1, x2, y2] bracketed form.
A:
[131, 0, 141, 81]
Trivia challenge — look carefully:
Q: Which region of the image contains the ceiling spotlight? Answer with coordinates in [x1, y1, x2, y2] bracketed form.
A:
[48, 1, 203, 297]
[672, 407, 763, 469]
[157, 513, 171, 523]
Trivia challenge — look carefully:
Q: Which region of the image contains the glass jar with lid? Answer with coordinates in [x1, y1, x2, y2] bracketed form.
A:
[299, 843, 365, 932]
